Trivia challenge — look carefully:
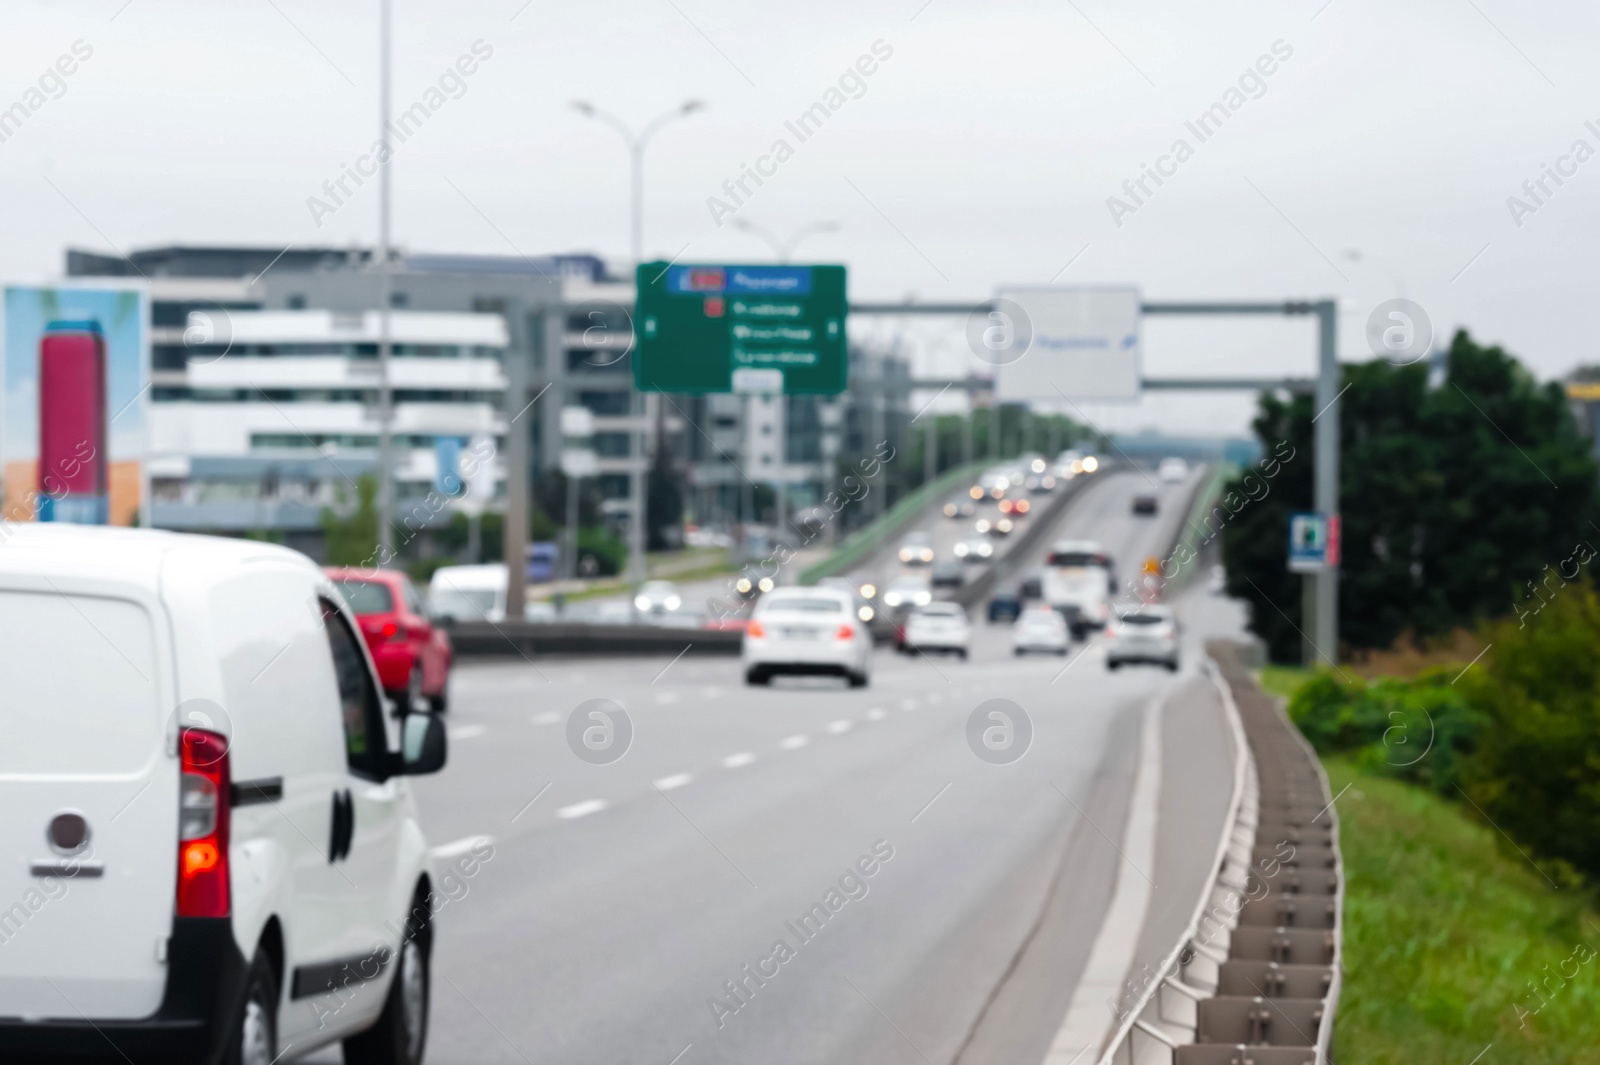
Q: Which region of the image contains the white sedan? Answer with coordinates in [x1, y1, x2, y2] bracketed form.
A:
[1105, 603, 1180, 672]
[952, 537, 994, 561]
[902, 602, 971, 659]
[1012, 607, 1069, 656]
[743, 587, 872, 687]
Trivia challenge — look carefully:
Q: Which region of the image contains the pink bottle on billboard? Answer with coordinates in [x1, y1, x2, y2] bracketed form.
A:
[37, 319, 109, 523]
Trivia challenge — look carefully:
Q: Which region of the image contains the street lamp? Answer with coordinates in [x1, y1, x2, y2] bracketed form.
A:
[732, 218, 840, 262]
[570, 98, 705, 265]
[570, 98, 705, 584]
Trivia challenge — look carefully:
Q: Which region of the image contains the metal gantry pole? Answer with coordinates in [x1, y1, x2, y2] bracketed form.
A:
[375, 0, 394, 562]
[1312, 300, 1340, 667]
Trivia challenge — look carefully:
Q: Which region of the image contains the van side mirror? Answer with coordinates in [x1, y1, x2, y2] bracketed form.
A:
[399, 712, 447, 775]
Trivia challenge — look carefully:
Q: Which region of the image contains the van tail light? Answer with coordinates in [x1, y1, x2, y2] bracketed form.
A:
[177, 728, 231, 918]
[746, 620, 766, 638]
[836, 624, 855, 640]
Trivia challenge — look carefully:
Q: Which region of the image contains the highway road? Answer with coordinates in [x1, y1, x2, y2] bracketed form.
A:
[305, 467, 1250, 1065]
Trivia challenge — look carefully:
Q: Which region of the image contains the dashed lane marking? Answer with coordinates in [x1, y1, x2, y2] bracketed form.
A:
[429, 835, 492, 859]
[654, 773, 694, 791]
[722, 752, 757, 768]
[556, 800, 608, 820]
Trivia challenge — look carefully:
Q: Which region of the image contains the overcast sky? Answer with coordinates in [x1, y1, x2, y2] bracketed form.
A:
[2, 0, 1596, 434]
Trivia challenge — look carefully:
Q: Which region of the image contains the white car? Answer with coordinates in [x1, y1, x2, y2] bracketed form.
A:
[743, 587, 872, 687]
[1158, 457, 1190, 483]
[881, 574, 933, 611]
[952, 537, 994, 561]
[902, 602, 971, 659]
[634, 580, 682, 615]
[1043, 566, 1112, 640]
[1013, 607, 1069, 656]
[428, 563, 549, 623]
[0, 525, 448, 1065]
[1106, 603, 1181, 671]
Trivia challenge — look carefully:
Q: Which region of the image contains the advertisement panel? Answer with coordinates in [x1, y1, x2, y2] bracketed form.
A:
[2, 284, 150, 525]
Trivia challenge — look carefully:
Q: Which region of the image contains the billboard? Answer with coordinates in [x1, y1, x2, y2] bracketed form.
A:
[992, 286, 1141, 401]
[2, 284, 150, 526]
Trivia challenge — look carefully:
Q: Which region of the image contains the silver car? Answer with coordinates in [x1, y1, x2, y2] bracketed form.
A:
[1105, 603, 1179, 671]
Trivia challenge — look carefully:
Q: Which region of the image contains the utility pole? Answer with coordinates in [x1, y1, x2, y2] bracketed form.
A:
[375, 0, 394, 563]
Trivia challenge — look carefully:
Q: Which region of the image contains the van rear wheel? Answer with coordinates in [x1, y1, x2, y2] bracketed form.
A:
[228, 950, 278, 1065]
[344, 896, 430, 1065]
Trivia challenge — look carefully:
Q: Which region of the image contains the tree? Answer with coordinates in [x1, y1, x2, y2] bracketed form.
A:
[1223, 329, 1599, 662]
[321, 474, 380, 567]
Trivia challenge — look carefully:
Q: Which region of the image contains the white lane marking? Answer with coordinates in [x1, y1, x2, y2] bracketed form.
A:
[654, 773, 694, 791]
[656, 692, 682, 705]
[779, 734, 810, 750]
[866, 708, 887, 722]
[827, 719, 853, 734]
[448, 724, 486, 740]
[722, 752, 757, 768]
[532, 711, 560, 725]
[429, 835, 492, 860]
[1044, 692, 1165, 1061]
[556, 799, 608, 820]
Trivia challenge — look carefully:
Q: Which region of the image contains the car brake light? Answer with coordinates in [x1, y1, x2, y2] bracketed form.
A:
[836, 624, 855, 640]
[747, 620, 766, 638]
[177, 728, 230, 918]
[381, 620, 403, 641]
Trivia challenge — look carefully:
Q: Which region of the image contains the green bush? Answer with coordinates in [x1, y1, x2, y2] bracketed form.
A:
[576, 528, 626, 577]
[1289, 669, 1485, 795]
[1458, 585, 1600, 883]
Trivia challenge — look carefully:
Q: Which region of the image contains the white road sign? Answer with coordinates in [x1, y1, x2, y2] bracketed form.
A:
[993, 286, 1141, 400]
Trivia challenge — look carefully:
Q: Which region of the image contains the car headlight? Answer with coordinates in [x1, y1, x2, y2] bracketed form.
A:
[954, 543, 968, 557]
[860, 583, 876, 599]
[884, 592, 902, 606]
[735, 577, 752, 594]
[899, 549, 913, 561]
[990, 486, 1004, 499]
[969, 485, 984, 500]
[915, 591, 933, 605]
[758, 577, 774, 593]
[634, 595, 650, 610]
[997, 518, 1013, 533]
[920, 548, 934, 562]
[1082, 456, 1099, 472]
[975, 519, 991, 533]
[858, 605, 875, 622]
[1032, 459, 1046, 473]
[664, 595, 682, 611]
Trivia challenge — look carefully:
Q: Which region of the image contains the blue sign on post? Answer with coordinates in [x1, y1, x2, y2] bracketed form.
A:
[1288, 512, 1331, 573]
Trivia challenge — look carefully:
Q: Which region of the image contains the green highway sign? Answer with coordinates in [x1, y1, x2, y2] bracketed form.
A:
[634, 263, 848, 394]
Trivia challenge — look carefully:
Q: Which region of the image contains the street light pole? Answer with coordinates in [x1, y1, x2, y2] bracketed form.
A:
[571, 99, 704, 585]
[732, 218, 840, 263]
[375, 0, 394, 563]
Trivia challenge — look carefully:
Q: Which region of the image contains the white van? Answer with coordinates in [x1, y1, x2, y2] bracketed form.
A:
[426, 563, 510, 623]
[0, 525, 448, 1065]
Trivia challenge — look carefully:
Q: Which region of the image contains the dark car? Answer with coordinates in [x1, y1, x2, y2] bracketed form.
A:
[1019, 571, 1044, 601]
[1132, 494, 1159, 516]
[988, 585, 1022, 623]
[931, 561, 965, 588]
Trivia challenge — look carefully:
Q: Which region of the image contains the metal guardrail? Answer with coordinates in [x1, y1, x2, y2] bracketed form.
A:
[444, 620, 743, 658]
[1096, 643, 1344, 1065]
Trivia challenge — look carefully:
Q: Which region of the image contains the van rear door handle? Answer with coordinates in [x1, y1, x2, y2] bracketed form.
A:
[328, 790, 353, 863]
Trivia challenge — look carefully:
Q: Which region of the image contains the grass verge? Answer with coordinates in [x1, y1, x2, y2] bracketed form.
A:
[1324, 755, 1600, 1063]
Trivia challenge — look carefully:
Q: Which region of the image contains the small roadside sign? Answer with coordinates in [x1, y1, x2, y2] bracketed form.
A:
[635, 263, 847, 394]
[1288, 512, 1340, 572]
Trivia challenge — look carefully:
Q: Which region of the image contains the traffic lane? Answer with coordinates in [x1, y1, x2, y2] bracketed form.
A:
[322, 643, 1177, 1064]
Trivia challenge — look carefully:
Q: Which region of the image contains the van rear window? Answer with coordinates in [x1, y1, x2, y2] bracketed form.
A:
[0, 591, 159, 776]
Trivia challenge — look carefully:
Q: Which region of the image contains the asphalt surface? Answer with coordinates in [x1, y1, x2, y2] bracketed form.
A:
[304, 467, 1249, 1065]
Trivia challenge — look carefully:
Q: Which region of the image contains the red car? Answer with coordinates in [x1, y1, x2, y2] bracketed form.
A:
[324, 567, 453, 712]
